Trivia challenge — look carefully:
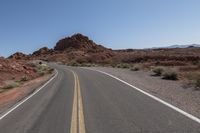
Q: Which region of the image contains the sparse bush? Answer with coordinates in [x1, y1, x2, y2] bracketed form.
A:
[2, 81, 19, 90]
[162, 71, 178, 80]
[81, 63, 93, 67]
[2, 85, 14, 90]
[111, 64, 116, 68]
[20, 75, 29, 82]
[67, 62, 80, 67]
[67, 61, 93, 67]
[192, 60, 200, 65]
[48, 68, 54, 74]
[117, 64, 130, 69]
[37, 70, 45, 76]
[152, 68, 163, 76]
[35, 63, 54, 76]
[130, 67, 139, 71]
[195, 75, 200, 88]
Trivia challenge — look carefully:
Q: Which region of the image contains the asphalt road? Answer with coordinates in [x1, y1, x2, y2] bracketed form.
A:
[0, 64, 199, 133]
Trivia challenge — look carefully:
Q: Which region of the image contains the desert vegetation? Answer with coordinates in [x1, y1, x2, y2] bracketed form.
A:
[0, 60, 54, 93]
[152, 67, 163, 76]
[66, 61, 94, 67]
[116, 63, 131, 69]
[1, 81, 19, 90]
[130, 66, 140, 71]
[162, 71, 178, 80]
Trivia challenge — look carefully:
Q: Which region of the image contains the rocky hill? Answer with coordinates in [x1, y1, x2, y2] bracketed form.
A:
[29, 33, 114, 64]
[54, 33, 106, 52]
[0, 57, 38, 88]
[8, 33, 200, 67]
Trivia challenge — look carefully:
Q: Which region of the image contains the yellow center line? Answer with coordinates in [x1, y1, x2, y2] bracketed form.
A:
[70, 71, 86, 133]
[77, 74, 86, 133]
[70, 71, 78, 133]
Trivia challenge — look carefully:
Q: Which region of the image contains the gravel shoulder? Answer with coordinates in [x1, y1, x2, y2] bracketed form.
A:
[89, 67, 200, 118]
[0, 73, 54, 115]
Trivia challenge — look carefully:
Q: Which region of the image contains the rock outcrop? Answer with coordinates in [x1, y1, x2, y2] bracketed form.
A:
[54, 33, 107, 52]
[8, 52, 29, 60]
[28, 33, 114, 63]
[0, 58, 38, 87]
[32, 47, 52, 56]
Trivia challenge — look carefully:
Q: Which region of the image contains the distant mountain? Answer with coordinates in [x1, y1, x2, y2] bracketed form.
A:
[153, 44, 200, 49]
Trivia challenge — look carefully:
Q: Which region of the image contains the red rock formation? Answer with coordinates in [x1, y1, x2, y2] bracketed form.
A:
[54, 33, 107, 52]
[0, 58, 38, 87]
[8, 52, 29, 60]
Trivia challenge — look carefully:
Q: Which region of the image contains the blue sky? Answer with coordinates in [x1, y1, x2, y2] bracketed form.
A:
[0, 0, 200, 57]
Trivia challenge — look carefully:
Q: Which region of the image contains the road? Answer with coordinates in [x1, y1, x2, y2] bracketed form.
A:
[0, 64, 199, 133]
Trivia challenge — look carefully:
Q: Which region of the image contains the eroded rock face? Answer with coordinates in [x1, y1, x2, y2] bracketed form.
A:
[0, 58, 38, 87]
[54, 33, 104, 51]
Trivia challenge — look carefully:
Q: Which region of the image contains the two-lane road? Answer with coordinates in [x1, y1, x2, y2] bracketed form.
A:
[0, 64, 199, 133]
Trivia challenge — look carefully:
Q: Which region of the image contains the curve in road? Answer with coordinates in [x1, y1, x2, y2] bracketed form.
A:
[0, 64, 199, 133]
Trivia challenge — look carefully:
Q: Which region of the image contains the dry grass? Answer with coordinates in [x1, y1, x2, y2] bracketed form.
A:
[152, 67, 163, 76]
[162, 71, 178, 80]
[1, 81, 19, 90]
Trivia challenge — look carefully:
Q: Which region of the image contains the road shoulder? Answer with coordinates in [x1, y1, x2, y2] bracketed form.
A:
[0, 73, 55, 115]
[88, 67, 200, 118]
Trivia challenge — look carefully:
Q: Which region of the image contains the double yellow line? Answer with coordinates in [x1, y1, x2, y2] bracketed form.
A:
[70, 71, 86, 133]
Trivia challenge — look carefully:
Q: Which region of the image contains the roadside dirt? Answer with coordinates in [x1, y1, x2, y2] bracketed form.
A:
[0, 73, 54, 114]
[90, 67, 200, 118]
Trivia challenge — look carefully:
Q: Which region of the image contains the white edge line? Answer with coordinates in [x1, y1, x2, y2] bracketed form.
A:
[0, 69, 58, 121]
[82, 67, 200, 124]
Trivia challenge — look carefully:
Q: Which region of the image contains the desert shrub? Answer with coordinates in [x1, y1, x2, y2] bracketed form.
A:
[72, 62, 79, 67]
[81, 63, 93, 67]
[48, 68, 54, 74]
[20, 75, 29, 82]
[186, 73, 195, 81]
[117, 64, 130, 69]
[2, 81, 19, 90]
[37, 67, 46, 76]
[152, 68, 163, 76]
[192, 60, 200, 65]
[162, 71, 178, 80]
[2, 85, 14, 90]
[130, 67, 139, 71]
[38, 70, 45, 76]
[35, 63, 54, 76]
[195, 75, 200, 88]
[67, 61, 80, 67]
[111, 64, 117, 68]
